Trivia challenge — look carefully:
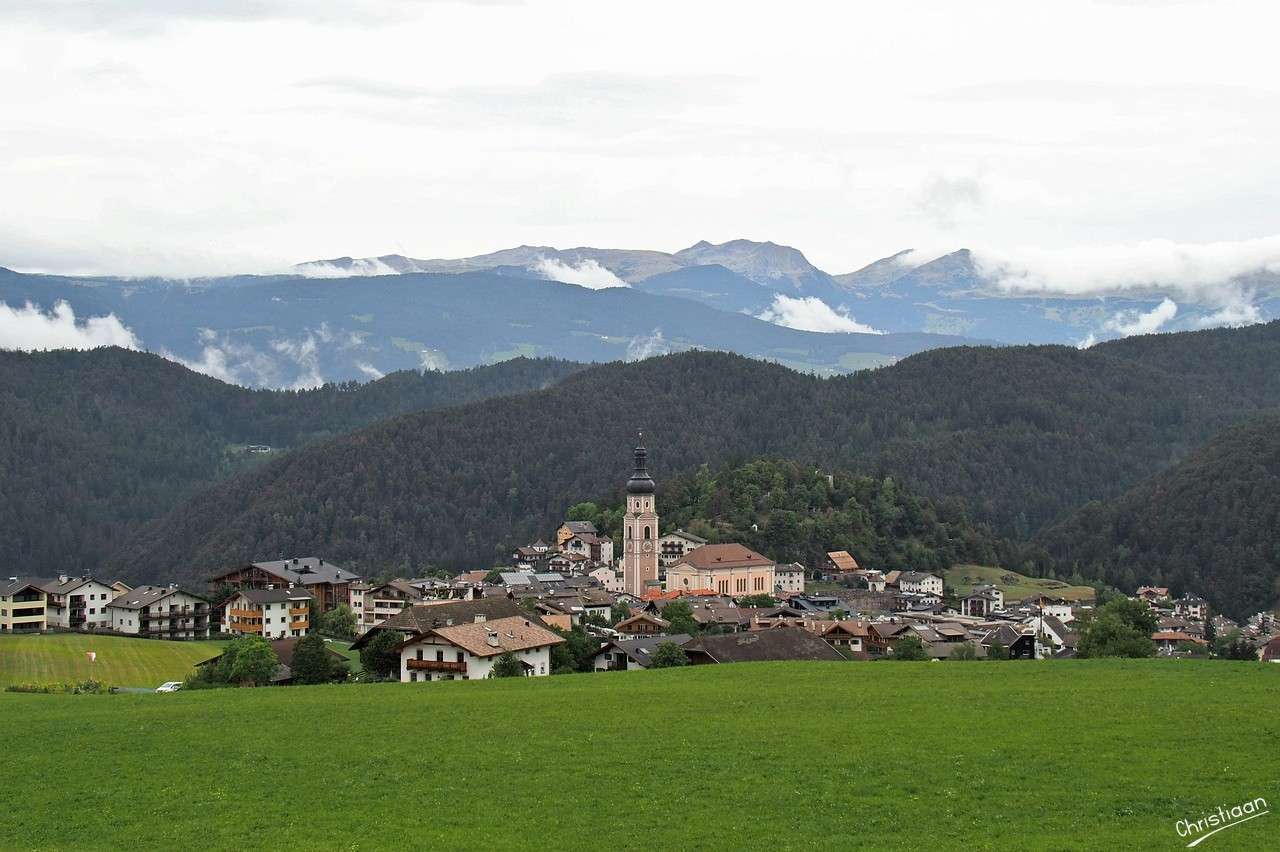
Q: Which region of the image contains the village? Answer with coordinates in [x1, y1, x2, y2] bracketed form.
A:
[3, 438, 1278, 684]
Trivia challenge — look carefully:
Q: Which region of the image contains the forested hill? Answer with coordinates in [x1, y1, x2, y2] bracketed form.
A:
[1036, 412, 1280, 620]
[0, 348, 585, 575]
[571, 459, 1024, 577]
[107, 322, 1280, 605]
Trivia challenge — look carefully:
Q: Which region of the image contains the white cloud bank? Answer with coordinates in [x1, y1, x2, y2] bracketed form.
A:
[1104, 297, 1179, 337]
[292, 258, 402, 278]
[533, 257, 628, 290]
[0, 300, 140, 351]
[625, 329, 670, 361]
[757, 295, 881, 334]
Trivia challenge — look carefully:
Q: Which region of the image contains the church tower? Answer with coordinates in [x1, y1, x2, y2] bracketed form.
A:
[622, 433, 659, 597]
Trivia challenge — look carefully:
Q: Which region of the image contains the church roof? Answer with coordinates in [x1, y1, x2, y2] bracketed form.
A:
[626, 435, 656, 495]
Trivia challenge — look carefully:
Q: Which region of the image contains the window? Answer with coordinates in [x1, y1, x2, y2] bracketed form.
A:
[416, 649, 423, 661]
[436, 649, 444, 662]
[456, 651, 464, 663]
[643, 526, 651, 539]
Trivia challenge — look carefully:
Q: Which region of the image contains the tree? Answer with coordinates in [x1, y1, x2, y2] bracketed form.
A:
[949, 641, 979, 661]
[484, 568, 504, 584]
[359, 629, 403, 680]
[315, 604, 357, 640]
[550, 627, 601, 674]
[663, 600, 698, 636]
[291, 634, 340, 684]
[565, 502, 600, 523]
[650, 642, 689, 668]
[737, 593, 776, 608]
[986, 640, 1008, 661]
[1076, 597, 1157, 658]
[228, 637, 279, 686]
[610, 601, 631, 625]
[490, 651, 524, 678]
[890, 635, 929, 661]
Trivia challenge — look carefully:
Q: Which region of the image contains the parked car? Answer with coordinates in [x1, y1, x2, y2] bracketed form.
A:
[155, 681, 183, 693]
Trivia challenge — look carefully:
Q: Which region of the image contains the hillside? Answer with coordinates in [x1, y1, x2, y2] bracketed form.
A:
[574, 459, 1023, 577]
[106, 323, 1280, 613]
[943, 564, 1096, 604]
[4, 662, 1278, 848]
[0, 348, 585, 576]
[1036, 412, 1280, 619]
[0, 634, 222, 688]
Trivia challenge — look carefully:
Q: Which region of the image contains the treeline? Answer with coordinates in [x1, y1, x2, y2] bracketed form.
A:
[1036, 412, 1280, 620]
[0, 348, 585, 575]
[570, 458, 1025, 575]
[104, 321, 1280, 606]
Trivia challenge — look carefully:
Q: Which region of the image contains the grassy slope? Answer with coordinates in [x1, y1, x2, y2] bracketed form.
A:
[0, 634, 223, 688]
[946, 563, 1097, 603]
[4, 661, 1278, 850]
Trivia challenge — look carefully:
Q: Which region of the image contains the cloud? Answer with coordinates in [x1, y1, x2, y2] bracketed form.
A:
[1195, 302, 1262, 328]
[915, 175, 984, 229]
[355, 361, 385, 380]
[0, 300, 140, 351]
[756, 295, 882, 334]
[168, 326, 335, 388]
[1102, 297, 1179, 337]
[270, 333, 325, 390]
[625, 329, 670, 361]
[292, 258, 402, 278]
[533, 257, 628, 290]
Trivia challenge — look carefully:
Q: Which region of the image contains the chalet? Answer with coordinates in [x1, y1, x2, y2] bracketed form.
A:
[592, 634, 693, 671]
[960, 585, 1004, 618]
[39, 576, 116, 631]
[658, 529, 708, 567]
[867, 622, 909, 657]
[512, 544, 552, 572]
[774, 562, 806, 595]
[224, 587, 312, 639]
[811, 620, 871, 654]
[556, 521, 597, 547]
[357, 580, 430, 635]
[614, 612, 672, 637]
[824, 551, 860, 575]
[0, 578, 47, 633]
[563, 532, 614, 565]
[897, 572, 944, 596]
[108, 585, 212, 639]
[547, 552, 589, 574]
[349, 597, 536, 650]
[1152, 630, 1208, 655]
[1173, 596, 1208, 620]
[1135, 586, 1170, 603]
[208, 557, 360, 613]
[398, 615, 564, 681]
[665, 543, 776, 597]
[1260, 636, 1280, 663]
[981, 624, 1037, 659]
[680, 629, 845, 664]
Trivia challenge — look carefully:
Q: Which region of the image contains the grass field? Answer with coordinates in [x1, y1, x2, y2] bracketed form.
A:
[946, 563, 1097, 603]
[3, 660, 1277, 850]
[0, 634, 223, 688]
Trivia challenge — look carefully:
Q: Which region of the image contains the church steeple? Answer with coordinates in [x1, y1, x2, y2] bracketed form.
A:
[626, 432, 655, 495]
[622, 432, 659, 597]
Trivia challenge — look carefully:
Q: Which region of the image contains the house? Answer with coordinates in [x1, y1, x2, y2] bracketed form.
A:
[665, 543, 776, 596]
[811, 620, 870, 654]
[208, 557, 360, 613]
[1174, 596, 1208, 620]
[592, 634, 693, 671]
[357, 580, 431, 635]
[1040, 599, 1074, 623]
[0, 578, 47, 633]
[511, 545, 552, 572]
[1260, 636, 1280, 663]
[398, 615, 565, 681]
[1135, 586, 1170, 603]
[960, 585, 1004, 617]
[38, 576, 116, 631]
[774, 562, 806, 595]
[680, 629, 846, 664]
[614, 612, 672, 637]
[563, 533, 614, 565]
[588, 566, 625, 594]
[867, 622, 910, 657]
[1152, 630, 1208, 655]
[853, 570, 886, 592]
[349, 597, 538, 650]
[224, 587, 312, 639]
[1031, 614, 1076, 655]
[981, 624, 1037, 659]
[658, 529, 708, 567]
[824, 551, 860, 574]
[785, 595, 843, 616]
[897, 572, 944, 596]
[556, 521, 597, 547]
[197, 637, 346, 684]
[108, 585, 212, 639]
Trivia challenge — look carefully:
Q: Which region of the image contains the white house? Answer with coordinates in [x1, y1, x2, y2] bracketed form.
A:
[961, 585, 1005, 617]
[108, 585, 212, 639]
[1174, 596, 1207, 620]
[774, 563, 806, 595]
[897, 572, 944, 596]
[658, 529, 707, 567]
[1041, 600, 1074, 623]
[588, 566, 624, 594]
[40, 576, 116, 630]
[398, 615, 564, 682]
[223, 587, 313, 639]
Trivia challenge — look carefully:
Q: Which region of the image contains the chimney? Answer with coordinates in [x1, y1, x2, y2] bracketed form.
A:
[486, 631, 499, 648]
[58, 574, 68, 584]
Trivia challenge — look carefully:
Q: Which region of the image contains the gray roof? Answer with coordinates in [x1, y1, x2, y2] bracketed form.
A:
[218, 557, 360, 585]
[109, 584, 209, 610]
[680, 629, 845, 663]
[37, 576, 110, 595]
[596, 634, 693, 668]
[350, 597, 536, 649]
[0, 577, 47, 597]
[235, 587, 313, 605]
[562, 521, 598, 534]
[500, 572, 536, 586]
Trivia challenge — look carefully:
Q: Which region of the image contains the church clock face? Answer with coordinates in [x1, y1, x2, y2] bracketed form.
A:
[641, 540, 653, 552]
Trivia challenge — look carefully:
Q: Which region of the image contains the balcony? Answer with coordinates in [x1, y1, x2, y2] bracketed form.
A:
[288, 607, 309, 618]
[227, 608, 260, 619]
[289, 619, 309, 630]
[229, 621, 263, 634]
[406, 659, 467, 674]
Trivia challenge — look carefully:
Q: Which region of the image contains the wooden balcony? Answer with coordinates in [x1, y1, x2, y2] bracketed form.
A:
[228, 608, 260, 619]
[288, 607, 309, 618]
[406, 659, 466, 674]
[229, 621, 262, 634]
[289, 619, 309, 630]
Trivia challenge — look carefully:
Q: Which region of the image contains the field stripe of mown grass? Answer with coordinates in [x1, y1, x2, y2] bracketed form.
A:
[0, 634, 223, 688]
[2, 660, 1277, 851]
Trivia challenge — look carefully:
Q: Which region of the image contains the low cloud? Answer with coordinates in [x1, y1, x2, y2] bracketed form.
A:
[293, 258, 402, 278]
[1103, 297, 1179, 337]
[625, 329, 670, 361]
[533, 257, 628, 290]
[915, 175, 984, 230]
[757, 295, 882, 335]
[0, 300, 140, 351]
[169, 326, 336, 389]
[355, 361, 385, 380]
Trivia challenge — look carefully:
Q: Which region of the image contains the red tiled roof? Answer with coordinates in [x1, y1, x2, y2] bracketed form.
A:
[677, 543, 773, 570]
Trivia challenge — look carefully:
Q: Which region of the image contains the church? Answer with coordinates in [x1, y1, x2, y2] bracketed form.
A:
[621, 434, 660, 597]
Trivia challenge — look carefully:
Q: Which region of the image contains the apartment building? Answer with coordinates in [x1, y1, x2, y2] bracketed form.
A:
[224, 588, 312, 640]
[0, 578, 47, 633]
[107, 585, 212, 640]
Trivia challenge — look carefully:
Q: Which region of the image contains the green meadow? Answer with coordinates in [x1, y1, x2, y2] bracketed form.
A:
[0, 633, 223, 688]
[3, 660, 1278, 850]
[946, 563, 1097, 603]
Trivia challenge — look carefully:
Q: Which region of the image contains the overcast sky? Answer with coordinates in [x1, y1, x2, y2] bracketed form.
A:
[3, 0, 1280, 281]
